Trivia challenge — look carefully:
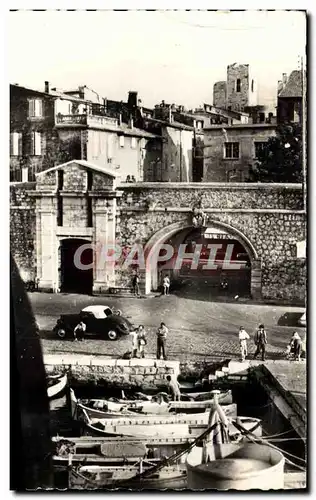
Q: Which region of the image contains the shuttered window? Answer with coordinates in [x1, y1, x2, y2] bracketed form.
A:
[29, 99, 43, 117]
[30, 132, 42, 155]
[10, 132, 23, 156]
[131, 137, 137, 149]
[119, 135, 125, 148]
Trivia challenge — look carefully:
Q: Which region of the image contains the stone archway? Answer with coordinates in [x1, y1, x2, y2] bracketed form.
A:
[144, 219, 262, 299]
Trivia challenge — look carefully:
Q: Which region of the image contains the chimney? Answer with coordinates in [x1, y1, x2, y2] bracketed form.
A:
[129, 116, 134, 129]
[282, 73, 288, 85]
[44, 81, 49, 93]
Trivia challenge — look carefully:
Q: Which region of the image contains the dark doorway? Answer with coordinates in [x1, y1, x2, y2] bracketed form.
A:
[158, 228, 251, 299]
[60, 239, 93, 294]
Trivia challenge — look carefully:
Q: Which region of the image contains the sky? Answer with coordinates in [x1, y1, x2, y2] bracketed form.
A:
[7, 10, 306, 111]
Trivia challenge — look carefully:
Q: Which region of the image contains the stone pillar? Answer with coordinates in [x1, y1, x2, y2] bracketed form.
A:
[93, 196, 118, 294]
[251, 259, 262, 300]
[36, 196, 58, 292]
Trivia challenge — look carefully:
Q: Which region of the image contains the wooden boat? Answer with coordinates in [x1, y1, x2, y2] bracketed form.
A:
[106, 389, 233, 405]
[85, 413, 261, 440]
[47, 373, 68, 399]
[70, 389, 233, 420]
[68, 463, 187, 490]
[52, 435, 195, 466]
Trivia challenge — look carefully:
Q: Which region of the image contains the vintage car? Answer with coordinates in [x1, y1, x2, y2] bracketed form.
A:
[53, 305, 135, 341]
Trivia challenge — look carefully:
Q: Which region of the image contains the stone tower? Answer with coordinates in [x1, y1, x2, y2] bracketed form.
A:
[226, 63, 258, 111]
[213, 81, 227, 109]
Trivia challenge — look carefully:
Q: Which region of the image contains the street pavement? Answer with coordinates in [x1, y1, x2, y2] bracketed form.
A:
[30, 292, 306, 363]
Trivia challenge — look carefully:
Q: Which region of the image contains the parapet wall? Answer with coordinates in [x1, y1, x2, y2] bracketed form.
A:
[44, 354, 180, 390]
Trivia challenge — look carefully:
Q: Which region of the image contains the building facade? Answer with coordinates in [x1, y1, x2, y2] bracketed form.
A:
[203, 124, 277, 182]
[10, 83, 56, 182]
[277, 70, 303, 124]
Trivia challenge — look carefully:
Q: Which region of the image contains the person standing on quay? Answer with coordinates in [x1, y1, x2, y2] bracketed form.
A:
[130, 329, 138, 358]
[162, 276, 170, 296]
[137, 325, 147, 359]
[166, 375, 181, 401]
[132, 272, 140, 297]
[238, 326, 250, 362]
[157, 322, 168, 360]
[254, 324, 267, 361]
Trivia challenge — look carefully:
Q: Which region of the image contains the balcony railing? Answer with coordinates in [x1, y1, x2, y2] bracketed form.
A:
[56, 113, 118, 128]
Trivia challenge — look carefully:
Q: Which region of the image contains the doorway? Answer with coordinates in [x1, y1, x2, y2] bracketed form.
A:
[59, 238, 93, 294]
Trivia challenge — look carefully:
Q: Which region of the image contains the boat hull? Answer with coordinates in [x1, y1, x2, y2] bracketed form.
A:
[47, 374, 68, 399]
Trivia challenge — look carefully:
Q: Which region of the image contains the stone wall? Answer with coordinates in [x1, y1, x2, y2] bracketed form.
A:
[44, 354, 180, 390]
[118, 184, 306, 303]
[10, 183, 36, 281]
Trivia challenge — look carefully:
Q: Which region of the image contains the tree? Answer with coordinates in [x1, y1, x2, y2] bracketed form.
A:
[248, 123, 303, 183]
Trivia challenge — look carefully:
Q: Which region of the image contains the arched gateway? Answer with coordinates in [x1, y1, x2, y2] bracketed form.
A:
[144, 220, 262, 299]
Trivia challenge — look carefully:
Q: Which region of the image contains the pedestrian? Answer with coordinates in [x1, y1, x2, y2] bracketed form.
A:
[238, 326, 250, 362]
[74, 321, 86, 342]
[132, 272, 140, 297]
[156, 322, 168, 360]
[162, 275, 170, 295]
[290, 331, 302, 361]
[254, 324, 267, 361]
[166, 375, 181, 401]
[130, 329, 138, 358]
[137, 325, 147, 358]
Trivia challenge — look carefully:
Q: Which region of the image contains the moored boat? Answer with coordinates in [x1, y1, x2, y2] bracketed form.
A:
[47, 373, 68, 399]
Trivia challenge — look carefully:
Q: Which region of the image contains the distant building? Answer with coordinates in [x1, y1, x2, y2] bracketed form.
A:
[203, 123, 276, 182]
[213, 81, 227, 109]
[277, 70, 303, 124]
[226, 63, 258, 112]
[10, 83, 159, 183]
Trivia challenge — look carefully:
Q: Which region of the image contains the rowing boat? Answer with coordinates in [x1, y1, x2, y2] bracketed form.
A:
[47, 373, 68, 399]
[70, 389, 233, 420]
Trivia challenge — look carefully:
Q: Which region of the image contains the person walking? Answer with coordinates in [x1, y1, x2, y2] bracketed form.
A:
[238, 326, 250, 362]
[74, 321, 86, 342]
[290, 331, 302, 361]
[162, 276, 170, 296]
[137, 325, 147, 359]
[132, 272, 140, 297]
[166, 375, 181, 401]
[130, 329, 139, 358]
[156, 322, 168, 360]
[254, 324, 267, 361]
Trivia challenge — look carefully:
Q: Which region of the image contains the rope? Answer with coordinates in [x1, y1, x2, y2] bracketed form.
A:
[231, 421, 306, 472]
[114, 420, 219, 486]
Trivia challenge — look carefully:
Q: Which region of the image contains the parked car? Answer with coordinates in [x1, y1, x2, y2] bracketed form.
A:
[53, 305, 135, 341]
[298, 310, 306, 327]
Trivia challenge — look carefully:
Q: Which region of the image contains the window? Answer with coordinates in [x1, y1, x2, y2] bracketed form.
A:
[131, 137, 137, 149]
[254, 142, 267, 158]
[236, 79, 241, 92]
[30, 132, 42, 155]
[57, 170, 64, 226]
[119, 135, 125, 148]
[28, 99, 43, 118]
[224, 142, 239, 159]
[10, 132, 22, 156]
[251, 79, 254, 92]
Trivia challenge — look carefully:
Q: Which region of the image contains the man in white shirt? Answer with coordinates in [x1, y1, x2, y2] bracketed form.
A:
[130, 329, 138, 358]
[238, 326, 250, 362]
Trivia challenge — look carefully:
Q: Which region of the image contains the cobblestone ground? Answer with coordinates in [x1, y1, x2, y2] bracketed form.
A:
[31, 293, 306, 363]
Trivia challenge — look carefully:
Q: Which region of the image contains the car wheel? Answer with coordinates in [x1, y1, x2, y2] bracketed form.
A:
[107, 329, 118, 341]
[56, 328, 67, 339]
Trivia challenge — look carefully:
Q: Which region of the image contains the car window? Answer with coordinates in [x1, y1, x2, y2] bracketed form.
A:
[104, 308, 112, 317]
[80, 311, 94, 320]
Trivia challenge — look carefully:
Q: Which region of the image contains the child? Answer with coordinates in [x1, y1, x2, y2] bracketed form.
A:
[137, 325, 147, 359]
[238, 326, 250, 362]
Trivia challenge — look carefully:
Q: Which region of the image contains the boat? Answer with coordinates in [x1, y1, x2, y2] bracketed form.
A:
[84, 413, 261, 440]
[47, 373, 68, 399]
[68, 462, 187, 490]
[107, 389, 233, 404]
[69, 389, 233, 420]
[52, 435, 196, 466]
